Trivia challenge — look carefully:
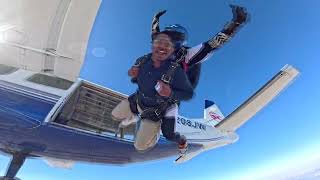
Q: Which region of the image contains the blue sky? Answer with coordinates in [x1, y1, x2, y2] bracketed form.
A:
[1, 0, 320, 179]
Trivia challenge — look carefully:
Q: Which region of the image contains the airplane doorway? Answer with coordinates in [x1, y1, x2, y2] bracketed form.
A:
[53, 81, 136, 140]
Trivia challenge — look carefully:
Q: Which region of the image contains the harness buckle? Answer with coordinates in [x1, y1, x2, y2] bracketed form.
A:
[154, 108, 162, 117]
[161, 74, 171, 84]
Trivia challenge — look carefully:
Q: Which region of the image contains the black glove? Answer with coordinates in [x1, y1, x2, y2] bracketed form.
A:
[154, 10, 167, 19]
[230, 5, 248, 25]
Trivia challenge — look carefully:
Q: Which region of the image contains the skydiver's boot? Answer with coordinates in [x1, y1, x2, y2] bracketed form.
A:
[119, 115, 139, 127]
[115, 115, 139, 137]
[176, 135, 188, 161]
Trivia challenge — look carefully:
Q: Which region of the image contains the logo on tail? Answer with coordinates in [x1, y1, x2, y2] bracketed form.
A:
[203, 100, 225, 126]
[209, 111, 223, 121]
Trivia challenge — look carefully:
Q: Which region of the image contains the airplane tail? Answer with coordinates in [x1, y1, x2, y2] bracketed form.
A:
[203, 100, 225, 127]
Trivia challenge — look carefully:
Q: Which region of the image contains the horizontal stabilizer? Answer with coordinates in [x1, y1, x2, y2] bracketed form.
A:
[216, 65, 299, 131]
[175, 149, 204, 164]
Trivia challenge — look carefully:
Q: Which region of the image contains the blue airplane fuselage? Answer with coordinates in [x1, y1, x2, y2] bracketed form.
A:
[0, 80, 202, 165]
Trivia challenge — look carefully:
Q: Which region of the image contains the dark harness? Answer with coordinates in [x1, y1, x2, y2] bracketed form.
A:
[129, 48, 187, 122]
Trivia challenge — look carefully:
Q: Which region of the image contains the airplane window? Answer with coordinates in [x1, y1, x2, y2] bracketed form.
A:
[0, 64, 18, 75]
[27, 73, 73, 90]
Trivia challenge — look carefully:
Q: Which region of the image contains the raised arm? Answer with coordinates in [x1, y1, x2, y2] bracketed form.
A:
[151, 10, 167, 39]
[207, 5, 248, 49]
[185, 5, 249, 66]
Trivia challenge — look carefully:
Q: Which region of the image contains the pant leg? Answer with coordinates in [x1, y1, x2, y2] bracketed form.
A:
[111, 99, 134, 121]
[161, 104, 183, 143]
[134, 118, 161, 152]
[161, 117, 177, 142]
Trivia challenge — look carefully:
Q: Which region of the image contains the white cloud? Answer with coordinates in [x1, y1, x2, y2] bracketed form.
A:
[224, 145, 320, 180]
[258, 146, 320, 180]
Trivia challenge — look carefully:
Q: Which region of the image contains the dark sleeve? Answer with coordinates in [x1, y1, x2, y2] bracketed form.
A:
[151, 16, 160, 39]
[205, 4, 249, 52]
[186, 19, 247, 67]
[186, 43, 215, 67]
[205, 22, 242, 50]
[187, 63, 201, 89]
[133, 54, 150, 67]
[131, 54, 150, 83]
[151, 10, 166, 40]
[169, 68, 194, 101]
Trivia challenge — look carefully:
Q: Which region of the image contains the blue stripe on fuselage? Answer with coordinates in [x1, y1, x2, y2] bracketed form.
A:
[0, 83, 57, 125]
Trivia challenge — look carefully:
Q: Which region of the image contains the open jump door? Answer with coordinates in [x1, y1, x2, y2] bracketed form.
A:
[49, 80, 136, 139]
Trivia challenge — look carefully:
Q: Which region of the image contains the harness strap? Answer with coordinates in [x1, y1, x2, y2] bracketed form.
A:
[139, 100, 173, 122]
[128, 92, 139, 114]
[181, 61, 189, 71]
[130, 48, 188, 121]
[161, 47, 188, 84]
[131, 54, 151, 83]
[174, 46, 188, 64]
[161, 62, 180, 84]
[128, 91, 174, 122]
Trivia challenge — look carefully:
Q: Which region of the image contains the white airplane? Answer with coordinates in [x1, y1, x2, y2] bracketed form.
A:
[0, 0, 299, 180]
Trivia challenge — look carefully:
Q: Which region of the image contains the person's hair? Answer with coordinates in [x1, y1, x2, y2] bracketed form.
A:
[152, 24, 188, 48]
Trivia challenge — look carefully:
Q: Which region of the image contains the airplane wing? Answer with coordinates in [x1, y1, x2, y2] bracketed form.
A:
[215, 65, 299, 131]
[0, 0, 101, 81]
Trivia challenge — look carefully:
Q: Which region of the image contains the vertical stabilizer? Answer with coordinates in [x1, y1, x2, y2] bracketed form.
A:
[203, 100, 225, 126]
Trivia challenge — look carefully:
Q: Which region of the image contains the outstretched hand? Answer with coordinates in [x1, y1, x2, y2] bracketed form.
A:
[128, 67, 139, 78]
[230, 5, 248, 24]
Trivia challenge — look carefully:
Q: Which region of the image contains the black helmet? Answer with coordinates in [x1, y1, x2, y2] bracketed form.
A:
[154, 24, 188, 48]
